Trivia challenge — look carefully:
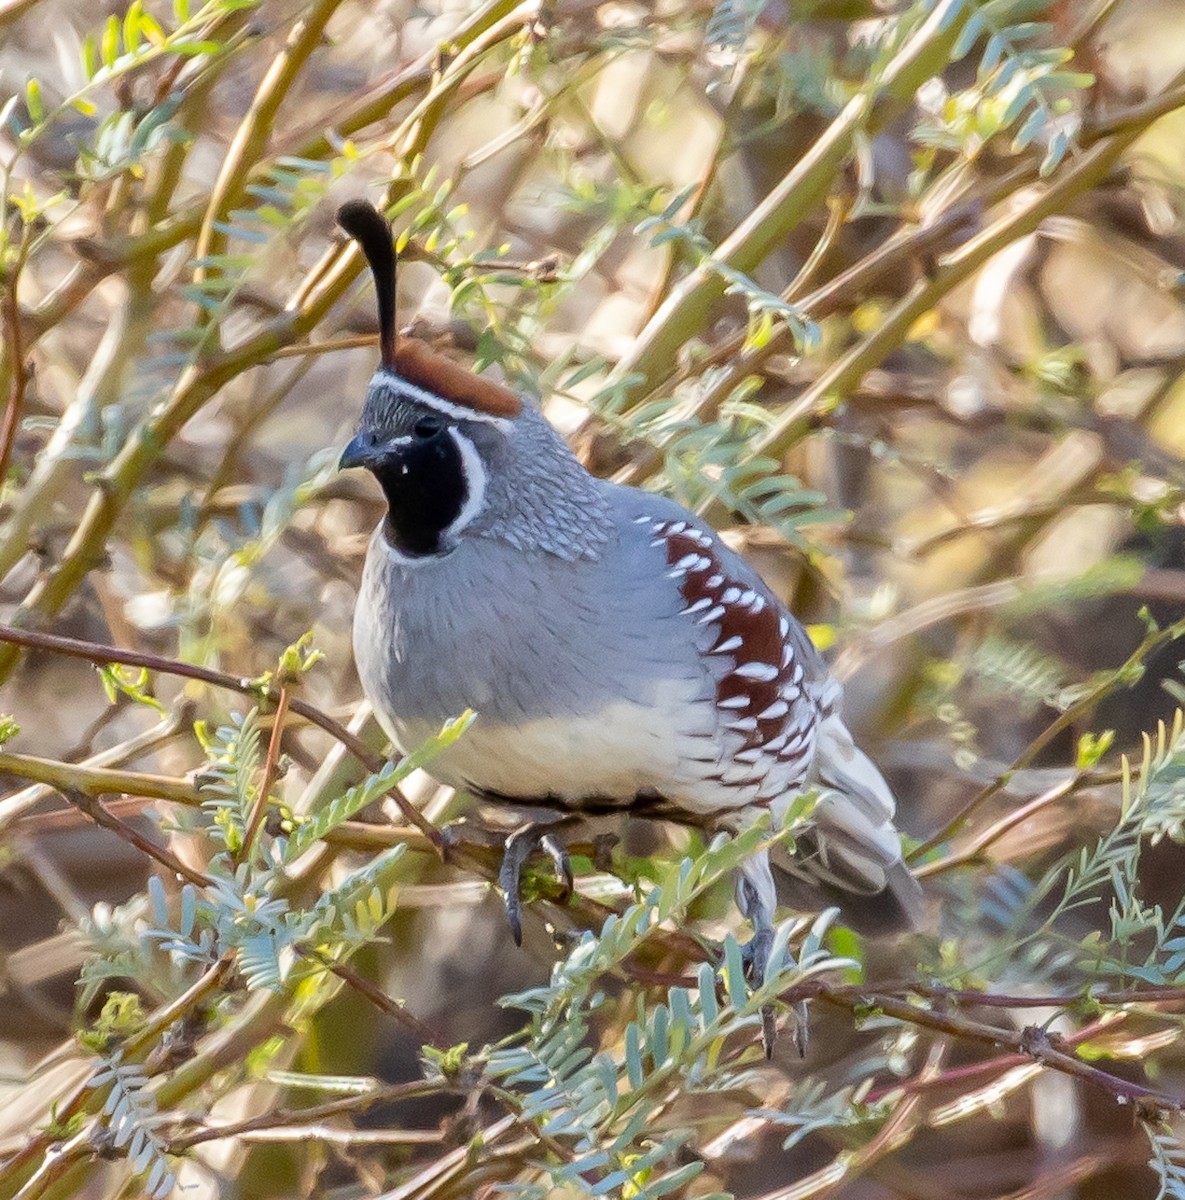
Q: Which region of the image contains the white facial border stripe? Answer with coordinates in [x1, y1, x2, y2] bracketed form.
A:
[375, 368, 515, 431]
[446, 428, 487, 538]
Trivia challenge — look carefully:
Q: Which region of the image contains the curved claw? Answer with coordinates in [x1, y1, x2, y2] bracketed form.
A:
[498, 822, 574, 946]
[791, 1000, 809, 1059]
[498, 827, 534, 947]
[540, 833, 573, 902]
[736, 874, 812, 1059]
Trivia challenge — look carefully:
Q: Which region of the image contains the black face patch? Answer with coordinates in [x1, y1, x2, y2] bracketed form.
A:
[371, 423, 468, 557]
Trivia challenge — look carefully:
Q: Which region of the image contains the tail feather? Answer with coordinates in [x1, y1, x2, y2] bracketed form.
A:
[780, 712, 924, 931]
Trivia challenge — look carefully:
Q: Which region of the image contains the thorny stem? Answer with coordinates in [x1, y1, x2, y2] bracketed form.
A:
[127, 956, 233, 1060]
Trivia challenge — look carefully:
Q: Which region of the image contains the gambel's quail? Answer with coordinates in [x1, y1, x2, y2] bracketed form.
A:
[336, 200, 922, 976]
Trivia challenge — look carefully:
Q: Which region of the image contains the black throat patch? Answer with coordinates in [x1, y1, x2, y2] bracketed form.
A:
[372, 428, 469, 557]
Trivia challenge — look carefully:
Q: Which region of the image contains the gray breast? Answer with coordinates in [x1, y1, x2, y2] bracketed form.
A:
[352, 501, 712, 747]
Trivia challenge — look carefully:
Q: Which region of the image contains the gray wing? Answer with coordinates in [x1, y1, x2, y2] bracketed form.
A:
[601, 483, 922, 927]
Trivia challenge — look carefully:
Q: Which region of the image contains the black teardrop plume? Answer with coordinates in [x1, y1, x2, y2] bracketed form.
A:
[337, 200, 396, 370]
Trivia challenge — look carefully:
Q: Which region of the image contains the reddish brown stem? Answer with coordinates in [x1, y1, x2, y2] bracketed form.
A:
[0, 275, 28, 488]
[817, 989, 1178, 1114]
[68, 789, 213, 888]
[300, 946, 448, 1050]
[240, 685, 289, 862]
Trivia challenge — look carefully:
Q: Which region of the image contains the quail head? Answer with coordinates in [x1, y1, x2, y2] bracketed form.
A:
[336, 200, 922, 975]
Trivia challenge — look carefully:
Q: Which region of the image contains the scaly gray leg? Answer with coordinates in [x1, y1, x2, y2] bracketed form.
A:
[736, 863, 808, 1058]
[499, 821, 574, 946]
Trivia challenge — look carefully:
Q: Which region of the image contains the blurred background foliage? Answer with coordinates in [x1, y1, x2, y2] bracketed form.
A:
[7, 0, 1185, 1196]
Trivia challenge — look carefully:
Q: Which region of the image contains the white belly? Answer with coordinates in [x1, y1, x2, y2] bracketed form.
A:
[375, 684, 812, 821]
[376, 678, 727, 807]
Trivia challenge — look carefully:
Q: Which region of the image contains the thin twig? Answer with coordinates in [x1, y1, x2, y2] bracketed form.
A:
[0, 706, 191, 833]
[815, 988, 1178, 1114]
[0, 253, 29, 488]
[192, 0, 346, 295]
[164, 1078, 448, 1150]
[240, 684, 289, 862]
[0, 622, 443, 848]
[128, 956, 234, 1059]
[66, 789, 213, 888]
[0, 622, 374, 762]
[301, 946, 448, 1051]
[915, 775, 1084, 878]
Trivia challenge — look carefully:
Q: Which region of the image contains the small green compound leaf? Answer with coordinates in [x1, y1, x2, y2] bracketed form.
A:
[282, 711, 474, 862]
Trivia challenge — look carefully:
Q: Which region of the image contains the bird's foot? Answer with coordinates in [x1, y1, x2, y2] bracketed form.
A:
[734, 873, 810, 1060]
[741, 926, 774, 989]
[499, 820, 574, 946]
[735, 927, 796, 1059]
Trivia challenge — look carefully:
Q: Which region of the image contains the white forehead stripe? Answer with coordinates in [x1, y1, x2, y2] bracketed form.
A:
[374, 368, 515, 431]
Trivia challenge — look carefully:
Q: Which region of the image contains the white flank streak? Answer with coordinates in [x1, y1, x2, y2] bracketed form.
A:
[711, 635, 743, 654]
[729, 717, 758, 732]
[683, 598, 712, 615]
[718, 695, 749, 709]
[722, 587, 741, 603]
[706, 575, 724, 588]
[757, 699, 789, 719]
[734, 662, 778, 681]
[697, 604, 726, 624]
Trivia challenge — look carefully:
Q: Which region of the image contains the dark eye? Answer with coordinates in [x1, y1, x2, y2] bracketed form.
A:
[413, 415, 444, 440]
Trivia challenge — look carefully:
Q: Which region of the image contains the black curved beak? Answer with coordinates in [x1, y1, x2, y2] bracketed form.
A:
[339, 433, 377, 471]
